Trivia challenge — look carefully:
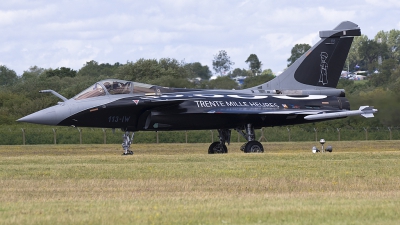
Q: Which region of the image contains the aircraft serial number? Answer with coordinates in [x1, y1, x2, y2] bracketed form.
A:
[108, 116, 130, 123]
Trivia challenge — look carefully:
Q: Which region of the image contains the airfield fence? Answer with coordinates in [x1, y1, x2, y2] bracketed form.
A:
[0, 126, 399, 145]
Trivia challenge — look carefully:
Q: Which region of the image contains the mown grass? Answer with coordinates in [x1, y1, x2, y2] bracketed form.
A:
[1, 141, 400, 224]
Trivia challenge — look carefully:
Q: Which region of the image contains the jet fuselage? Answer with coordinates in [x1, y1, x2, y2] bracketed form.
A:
[32, 90, 349, 132]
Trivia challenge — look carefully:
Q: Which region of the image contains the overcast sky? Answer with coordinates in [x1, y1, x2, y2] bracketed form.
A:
[1, 0, 399, 76]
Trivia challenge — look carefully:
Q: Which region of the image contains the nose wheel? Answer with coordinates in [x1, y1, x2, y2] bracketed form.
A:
[122, 131, 134, 155]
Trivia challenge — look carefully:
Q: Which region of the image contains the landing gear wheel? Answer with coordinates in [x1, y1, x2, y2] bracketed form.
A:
[208, 142, 228, 154]
[240, 143, 246, 152]
[122, 150, 133, 155]
[122, 131, 134, 155]
[244, 141, 264, 153]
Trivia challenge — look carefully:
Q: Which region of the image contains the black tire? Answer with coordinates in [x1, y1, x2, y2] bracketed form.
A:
[244, 141, 264, 153]
[122, 150, 134, 155]
[208, 142, 228, 154]
[240, 143, 246, 152]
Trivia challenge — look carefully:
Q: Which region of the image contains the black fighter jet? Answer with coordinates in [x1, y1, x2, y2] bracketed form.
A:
[18, 21, 377, 155]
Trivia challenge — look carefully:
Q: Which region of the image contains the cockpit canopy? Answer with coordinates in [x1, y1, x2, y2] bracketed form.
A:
[74, 79, 155, 100]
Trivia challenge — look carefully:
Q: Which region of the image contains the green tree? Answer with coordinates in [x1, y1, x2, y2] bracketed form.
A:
[208, 76, 238, 89]
[0, 91, 29, 124]
[77, 60, 122, 78]
[358, 39, 389, 72]
[212, 50, 235, 76]
[287, 44, 311, 67]
[345, 35, 369, 71]
[228, 68, 252, 78]
[0, 65, 17, 86]
[245, 54, 262, 76]
[45, 67, 77, 78]
[242, 74, 275, 89]
[375, 29, 400, 62]
[369, 59, 398, 87]
[21, 66, 45, 82]
[350, 88, 400, 126]
[183, 62, 211, 80]
[157, 58, 188, 81]
[387, 65, 400, 97]
[116, 58, 160, 82]
[260, 69, 274, 76]
[150, 75, 194, 88]
[115, 58, 191, 87]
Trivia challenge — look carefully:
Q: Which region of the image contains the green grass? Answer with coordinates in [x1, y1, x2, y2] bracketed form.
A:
[1, 141, 400, 224]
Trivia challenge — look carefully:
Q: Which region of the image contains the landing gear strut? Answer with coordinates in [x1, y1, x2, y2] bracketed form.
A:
[235, 124, 264, 153]
[208, 129, 230, 154]
[122, 131, 134, 155]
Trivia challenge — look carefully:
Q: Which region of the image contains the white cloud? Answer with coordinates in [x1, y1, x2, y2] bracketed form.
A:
[0, 5, 56, 26]
[0, 0, 399, 75]
[52, 40, 85, 54]
[238, 0, 250, 8]
[365, 0, 400, 8]
[262, 33, 294, 52]
[269, 7, 316, 24]
[0, 42, 16, 53]
[295, 33, 320, 46]
[175, 22, 219, 32]
[113, 30, 183, 45]
[317, 7, 356, 22]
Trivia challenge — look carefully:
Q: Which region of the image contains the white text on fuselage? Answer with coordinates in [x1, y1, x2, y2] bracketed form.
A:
[194, 101, 279, 108]
[108, 116, 131, 123]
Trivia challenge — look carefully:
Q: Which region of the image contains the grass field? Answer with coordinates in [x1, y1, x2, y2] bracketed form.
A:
[1, 141, 400, 224]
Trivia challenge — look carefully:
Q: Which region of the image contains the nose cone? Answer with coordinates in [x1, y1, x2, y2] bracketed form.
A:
[17, 107, 58, 125]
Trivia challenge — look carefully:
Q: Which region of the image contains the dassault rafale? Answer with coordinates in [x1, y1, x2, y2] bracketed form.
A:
[18, 21, 377, 155]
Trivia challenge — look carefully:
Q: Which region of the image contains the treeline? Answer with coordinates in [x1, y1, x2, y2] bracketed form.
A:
[0, 29, 400, 129]
[337, 29, 400, 127]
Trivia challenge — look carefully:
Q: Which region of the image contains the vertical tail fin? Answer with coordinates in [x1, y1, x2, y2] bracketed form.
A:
[247, 21, 360, 95]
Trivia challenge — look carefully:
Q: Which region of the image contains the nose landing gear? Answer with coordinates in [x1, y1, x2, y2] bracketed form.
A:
[122, 131, 134, 155]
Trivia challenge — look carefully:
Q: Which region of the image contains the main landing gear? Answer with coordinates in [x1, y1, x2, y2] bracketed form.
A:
[208, 129, 230, 154]
[208, 124, 264, 154]
[236, 124, 264, 153]
[122, 131, 134, 155]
